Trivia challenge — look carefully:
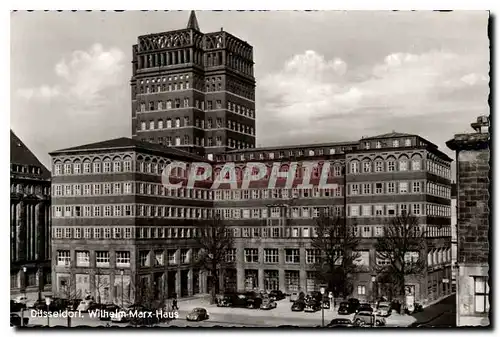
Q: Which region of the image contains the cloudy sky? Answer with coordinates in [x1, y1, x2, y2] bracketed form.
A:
[11, 10, 489, 170]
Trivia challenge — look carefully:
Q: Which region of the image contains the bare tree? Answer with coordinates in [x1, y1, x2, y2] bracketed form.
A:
[375, 212, 426, 313]
[193, 214, 235, 304]
[311, 211, 359, 298]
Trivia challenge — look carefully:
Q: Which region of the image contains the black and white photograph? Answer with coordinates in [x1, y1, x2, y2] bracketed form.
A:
[8, 5, 491, 329]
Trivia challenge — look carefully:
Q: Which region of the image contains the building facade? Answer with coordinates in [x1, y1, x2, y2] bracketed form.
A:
[49, 11, 453, 306]
[447, 115, 490, 326]
[451, 183, 457, 292]
[10, 130, 52, 293]
[131, 11, 256, 160]
[49, 138, 214, 304]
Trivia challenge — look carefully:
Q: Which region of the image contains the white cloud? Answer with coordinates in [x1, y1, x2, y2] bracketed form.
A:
[257, 49, 489, 145]
[17, 43, 125, 108]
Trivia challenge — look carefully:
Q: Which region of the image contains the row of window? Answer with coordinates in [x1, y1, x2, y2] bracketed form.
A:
[53, 223, 450, 241]
[349, 181, 424, 195]
[139, 74, 189, 85]
[54, 159, 133, 175]
[11, 183, 50, 196]
[348, 203, 451, 218]
[53, 182, 213, 200]
[350, 157, 422, 173]
[362, 138, 413, 149]
[226, 147, 350, 161]
[137, 99, 255, 119]
[57, 250, 131, 268]
[11, 164, 42, 175]
[214, 187, 344, 200]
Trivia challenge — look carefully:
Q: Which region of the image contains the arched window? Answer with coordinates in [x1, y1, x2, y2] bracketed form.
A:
[158, 120, 163, 129]
[387, 157, 396, 172]
[399, 159, 408, 171]
[350, 161, 359, 174]
[411, 155, 422, 171]
[362, 160, 371, 173]
[103, 158, 112, 173]
[113, 157, 122, 173]
[166, 100, 172, 109]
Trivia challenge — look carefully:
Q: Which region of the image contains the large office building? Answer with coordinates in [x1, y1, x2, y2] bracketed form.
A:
[10, 130, 52, 293]
[49, 12, 453, 306]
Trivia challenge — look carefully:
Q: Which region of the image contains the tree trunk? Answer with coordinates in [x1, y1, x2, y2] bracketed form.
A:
[210, 275, 217, 305]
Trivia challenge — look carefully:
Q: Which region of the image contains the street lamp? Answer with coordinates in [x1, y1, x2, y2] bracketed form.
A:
[121, 270, 124, 309]
[320, 285, 327, 327]
[45, 297, 52, 327]
[371, 274, 377, 305]
[20, 266, 27, 327]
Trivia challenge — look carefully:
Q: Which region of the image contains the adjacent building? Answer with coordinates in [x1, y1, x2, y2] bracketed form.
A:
[131, 11, 256, 160]
[10, 130, 52, 294]
[48, 11, 453, 307]
[446, 115, 490, 326]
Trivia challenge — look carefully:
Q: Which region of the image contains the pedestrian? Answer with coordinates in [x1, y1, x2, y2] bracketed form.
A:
[172, 298, 179, 310]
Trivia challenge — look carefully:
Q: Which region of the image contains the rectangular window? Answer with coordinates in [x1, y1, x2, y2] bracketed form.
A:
[225, 249, 236, 263]
[57, 250, 71, 266]
[412, 181, 421, 193]
[139, 251, 150, 267]
[387, 182, 395, 193]
[84, 228, 92, 239]
[375, 205, 383, 216]
[76, 251, 90, 267]
[95, 251, 110, 267]
[116, 251, 130, 267]
[363, 183, 371, 195]
[375, 183, 383, 194]
[285, 249, 300, 264]
[350, 205, 359, 217]
[306, 249, 321, 264]
[357, 285, 366, 295]
[264, 248, 279, 263]
[245, 248, 259, 263]
[413, 204, 421, 215]
[399, 182, 408, 193]
[351, 184, 359, 195]
[362, 205, 372, 216]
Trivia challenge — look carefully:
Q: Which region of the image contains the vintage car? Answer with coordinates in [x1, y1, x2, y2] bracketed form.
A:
[376, 302, 392, 317]
[353, 311, 386, 327]
[327, 318, 354, 327]
[338, 302, 356, 315]
[291, 300, 305, 312]
[304, 298, 321, 312]
[358, 303, 374, 312]
[269, 290, 286, 301]
[260, 298, 277, 310]
[186, 308, 209, 322]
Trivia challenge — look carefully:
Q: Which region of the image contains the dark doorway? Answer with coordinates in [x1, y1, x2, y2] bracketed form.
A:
[167, 271, 176, 298]
[193, 269, 200, 294]
[224, 268, 237, 292]
[181, 270, 189, 297]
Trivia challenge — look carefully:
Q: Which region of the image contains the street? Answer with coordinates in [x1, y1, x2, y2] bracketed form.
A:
[15, 296, 416, 328]
[411, 294, 456, 327]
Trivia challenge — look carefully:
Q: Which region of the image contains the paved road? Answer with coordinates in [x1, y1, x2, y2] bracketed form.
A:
[411, 294, 456, 327]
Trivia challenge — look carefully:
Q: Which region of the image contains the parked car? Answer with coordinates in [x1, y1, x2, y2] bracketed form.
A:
[414, 303, 424, 312]
[186, 308, 209, 322]
[260, 298, 277, 310]
[327, 318, 354, 327]
[10, 300, 26, 312]
[358, 303, 373, 312]
[338, 302, 355, 315]
[289, 291, 305, 302]
[99, 304, 121, 321]
[347, 298, 361, 312]
[376, 302, 392, 317]
[353, 311, 386, 327]
[13, 295, 28, 305]
[244, 292, 263, 309]
[10, 313, 29, 327]
[291, 300, 305, 312]
[110, 309, 131, 323]
[304, 298, 321, 312]
[77, 299, 95, 312]
[217, 293, 234, 307]
[269, 290, 286, 301]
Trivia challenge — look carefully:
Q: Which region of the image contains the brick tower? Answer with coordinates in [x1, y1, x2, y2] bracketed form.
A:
[131, 11, 256, 160]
